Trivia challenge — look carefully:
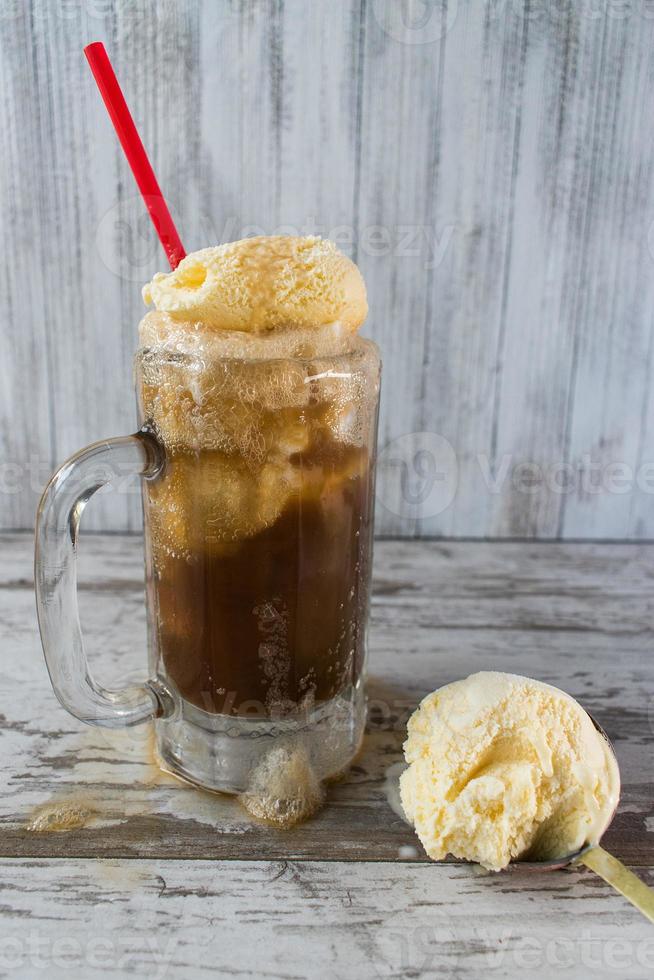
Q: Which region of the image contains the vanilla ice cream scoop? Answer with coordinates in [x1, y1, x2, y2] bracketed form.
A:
[400, 672, 620, 872]
[142, 235, 367, 334]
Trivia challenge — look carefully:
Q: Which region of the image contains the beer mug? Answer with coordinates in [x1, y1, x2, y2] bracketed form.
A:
[35, 330, 381, 795]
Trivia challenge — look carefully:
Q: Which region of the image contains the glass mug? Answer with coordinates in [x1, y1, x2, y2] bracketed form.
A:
[35, 333, 381, 793]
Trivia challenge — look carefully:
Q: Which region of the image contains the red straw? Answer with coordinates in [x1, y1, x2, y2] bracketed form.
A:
[84, 41, 186, 270]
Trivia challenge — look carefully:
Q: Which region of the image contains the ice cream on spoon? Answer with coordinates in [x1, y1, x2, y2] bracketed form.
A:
[400, 671, 654, 923]
[400, 671, 619, 871]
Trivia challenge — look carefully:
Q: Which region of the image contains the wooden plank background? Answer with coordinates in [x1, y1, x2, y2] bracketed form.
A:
[2, 0, 654, 538]
[4, 533, 654, 864]
[4, 859, 653, 979]
[3, 533, 654, 975]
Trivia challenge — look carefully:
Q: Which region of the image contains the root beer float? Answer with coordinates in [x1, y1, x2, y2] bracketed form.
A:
[37, 46, 381, 818]
[135, 237, 381, 801]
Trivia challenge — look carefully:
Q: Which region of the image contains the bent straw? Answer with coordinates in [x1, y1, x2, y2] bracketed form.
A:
[84, 41, 186, 270]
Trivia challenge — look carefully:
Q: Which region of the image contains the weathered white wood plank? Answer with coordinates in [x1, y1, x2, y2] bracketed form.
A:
[558, 11, 654, 540]
[0, 5, 57, 530]
[491, 7, 654, 538]
[356, 0, 448, 536]
[395, 1, 533, 538]
[3, 534, 654, 863]
[0, 858, 653, 979]
[13, 0, 145, 532]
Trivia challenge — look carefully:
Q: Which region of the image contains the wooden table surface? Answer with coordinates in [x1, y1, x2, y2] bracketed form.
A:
[2, 533, 654, 978]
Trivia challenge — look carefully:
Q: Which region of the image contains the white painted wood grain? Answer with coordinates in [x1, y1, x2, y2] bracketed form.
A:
[491, 8, 654, 540]
[2, 1, 654, 538]
[1, 858, 653, 980]
[3, 534, 654, 865]
[4, 534, 654, 975]
[0, 6, 58, 531]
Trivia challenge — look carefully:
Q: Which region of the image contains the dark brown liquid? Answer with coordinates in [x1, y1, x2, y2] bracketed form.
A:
[147, 439, 374, 717]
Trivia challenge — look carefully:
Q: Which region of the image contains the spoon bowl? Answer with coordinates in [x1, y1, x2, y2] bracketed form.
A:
[509, 714, 619, 871]
[503, 712, 654, 924]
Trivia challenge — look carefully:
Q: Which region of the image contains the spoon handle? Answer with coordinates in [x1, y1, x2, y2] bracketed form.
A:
[579, 845, 654, 924]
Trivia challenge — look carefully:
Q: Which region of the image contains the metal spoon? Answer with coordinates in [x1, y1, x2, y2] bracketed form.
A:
[509, 716, 654, 925]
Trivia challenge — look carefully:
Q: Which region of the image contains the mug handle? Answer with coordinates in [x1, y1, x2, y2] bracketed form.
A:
[35, 431, 169, 728]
